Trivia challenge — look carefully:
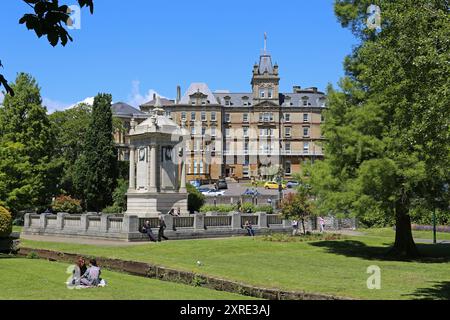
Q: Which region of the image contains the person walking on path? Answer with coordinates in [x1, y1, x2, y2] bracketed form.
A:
[142, 220, 157, 242]
[292, 220, 299, 236]
[319, 216, 325, 233]
[158, 216, 169, 242]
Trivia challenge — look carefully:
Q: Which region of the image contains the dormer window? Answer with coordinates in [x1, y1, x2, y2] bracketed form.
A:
[284, 96, 291, 107]
[224, 96, 231, 106]
[302, 96, 309, 106]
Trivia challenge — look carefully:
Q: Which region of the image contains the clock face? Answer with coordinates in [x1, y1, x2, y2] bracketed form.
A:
[139, 148, 146, 161]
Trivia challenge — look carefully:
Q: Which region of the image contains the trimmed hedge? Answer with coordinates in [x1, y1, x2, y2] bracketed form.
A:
[0, 206, 13, 238]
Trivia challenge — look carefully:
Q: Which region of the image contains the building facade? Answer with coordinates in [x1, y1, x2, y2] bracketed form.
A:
[112, 48, 326, 183]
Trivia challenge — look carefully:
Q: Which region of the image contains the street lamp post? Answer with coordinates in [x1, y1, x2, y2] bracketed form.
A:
[276, 166, 284, 209]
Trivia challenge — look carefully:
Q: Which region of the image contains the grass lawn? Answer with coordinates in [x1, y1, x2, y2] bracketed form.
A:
[12, 226, 23, 233]
[20, 234, 450, 300]
[0, 257, 255, 300]
[361, 228, 450, 241]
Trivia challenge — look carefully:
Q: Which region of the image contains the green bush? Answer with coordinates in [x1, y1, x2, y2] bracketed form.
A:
[200, 204, 237, 213]
[241, 202, 255, 213]
[187, 184, 205, 213]
[26, 251, 39, 259]
[0, 206, 13, 238]
[102, 205, 122, 214]
[199, 205, 216, 213]
[52, 195, 83, 214]
[255, 205, 274, 214]
[111, 178, 128, 213]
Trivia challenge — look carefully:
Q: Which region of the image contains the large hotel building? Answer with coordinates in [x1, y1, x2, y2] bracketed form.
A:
[112, 48, 326, 183]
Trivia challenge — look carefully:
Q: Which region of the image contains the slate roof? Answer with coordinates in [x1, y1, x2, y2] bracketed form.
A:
[111, 102, 145, 116]
[141, 98, 175, 108]
[213, 91, 326, 108]
[258, 54, 274, 74]
[179, 83, 220, 105]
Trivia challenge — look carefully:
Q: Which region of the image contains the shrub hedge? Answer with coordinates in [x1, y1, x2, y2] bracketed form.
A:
[0, 206, 13, 238]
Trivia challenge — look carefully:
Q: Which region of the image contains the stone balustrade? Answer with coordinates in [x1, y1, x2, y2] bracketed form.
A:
[23, 213, 142, 241]
[22, 212, 357, 241]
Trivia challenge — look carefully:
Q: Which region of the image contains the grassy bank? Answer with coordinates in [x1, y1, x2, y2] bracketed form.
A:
[20, 234, 450, 300]
[0, 257, 255, 300]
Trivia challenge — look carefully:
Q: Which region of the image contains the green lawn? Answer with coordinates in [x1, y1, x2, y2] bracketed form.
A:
[0, 257, 254, 300]
[12, 226, 23, 233]
[20, 235, 450, 300]
[361, 228, 450, 241]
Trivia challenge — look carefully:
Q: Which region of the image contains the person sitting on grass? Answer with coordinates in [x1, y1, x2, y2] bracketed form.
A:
[73, 257, 87, 285]
[67, 257, 87, 287]
[80, 259, 101, 287]
[244, 220, 255, 238]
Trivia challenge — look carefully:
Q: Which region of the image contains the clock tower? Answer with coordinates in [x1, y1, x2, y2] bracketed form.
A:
[251, 33, 280, 106]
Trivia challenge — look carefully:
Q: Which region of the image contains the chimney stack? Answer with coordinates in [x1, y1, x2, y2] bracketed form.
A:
[293, 86, 302, 93]
[176, 85, 181, 104]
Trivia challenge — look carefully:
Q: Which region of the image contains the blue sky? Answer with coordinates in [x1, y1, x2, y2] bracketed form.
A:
[0, 0, 357, 112]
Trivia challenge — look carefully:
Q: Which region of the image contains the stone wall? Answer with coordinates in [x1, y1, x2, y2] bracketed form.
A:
[22, 212, 357, 242]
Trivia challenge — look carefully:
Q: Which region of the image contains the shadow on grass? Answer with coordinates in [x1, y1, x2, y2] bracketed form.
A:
[309, 240, 450, 263]
[406, 281, 450, 300]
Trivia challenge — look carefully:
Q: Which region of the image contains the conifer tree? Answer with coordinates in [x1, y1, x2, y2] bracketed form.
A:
[75, 93, 117, 212]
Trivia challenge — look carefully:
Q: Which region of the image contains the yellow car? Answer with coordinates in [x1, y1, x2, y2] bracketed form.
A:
[264, 181, 286, 190]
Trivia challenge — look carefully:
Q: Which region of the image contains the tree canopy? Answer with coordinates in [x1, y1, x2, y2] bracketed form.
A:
[309, 0, 449, 257]
[0, 73, 61, 213]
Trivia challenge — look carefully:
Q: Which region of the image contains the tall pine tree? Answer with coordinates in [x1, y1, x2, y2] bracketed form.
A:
[310, 0, 449, 257]
[0, 73, 61, 212]
[75, 93, 117, 212]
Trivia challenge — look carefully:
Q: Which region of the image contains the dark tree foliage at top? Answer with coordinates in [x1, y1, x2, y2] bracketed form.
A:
[0, 0, 94, 97]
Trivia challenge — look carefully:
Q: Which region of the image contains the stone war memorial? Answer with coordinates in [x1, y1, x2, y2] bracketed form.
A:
[126, 97, 189, 217]
[22, 97, 354, 241]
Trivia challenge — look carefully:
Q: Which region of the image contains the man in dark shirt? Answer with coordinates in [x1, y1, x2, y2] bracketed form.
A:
[158, 216, 169, 242]
[142, 220, 157, 242]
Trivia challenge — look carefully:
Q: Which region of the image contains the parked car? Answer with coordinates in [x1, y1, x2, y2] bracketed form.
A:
[198, 188, 211, 194]
[203, 189, 225, 197]
[264, 181, 286, 190]
[215, 179, 228, 190]
[190, 180, 201, 189]
[286, 181, 300, 189]
[242, 189, 259, 196]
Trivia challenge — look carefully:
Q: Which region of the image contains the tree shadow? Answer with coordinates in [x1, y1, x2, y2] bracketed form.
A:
[309, 240, 450, 263]
[406, 281, 450, 300]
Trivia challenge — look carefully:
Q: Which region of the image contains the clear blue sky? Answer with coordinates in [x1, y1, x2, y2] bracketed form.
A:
[0, 0, 357, 111]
